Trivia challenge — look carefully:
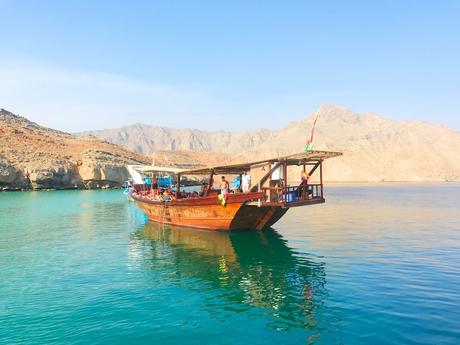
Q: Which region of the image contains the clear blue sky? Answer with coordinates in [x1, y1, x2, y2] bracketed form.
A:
[1, 0, 459, 132]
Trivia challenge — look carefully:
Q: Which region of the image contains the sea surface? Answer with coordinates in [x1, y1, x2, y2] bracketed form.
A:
[1, 185, 459, 344]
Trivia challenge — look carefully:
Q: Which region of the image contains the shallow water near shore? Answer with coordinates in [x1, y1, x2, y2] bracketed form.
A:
[1, 185, 459, 344]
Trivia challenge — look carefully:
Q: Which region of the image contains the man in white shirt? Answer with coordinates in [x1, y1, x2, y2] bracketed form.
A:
[241, 171, 251, 193]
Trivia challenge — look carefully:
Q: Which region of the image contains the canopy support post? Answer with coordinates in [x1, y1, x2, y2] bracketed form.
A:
[206, 170, 214, 196]
[302, 162, 306, 200]
[177, 173, 181, 198]
[283, 158, 287, 197]
[320, 161, 323, 199]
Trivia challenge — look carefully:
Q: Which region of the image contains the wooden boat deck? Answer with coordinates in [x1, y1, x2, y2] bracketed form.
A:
[130, 150, 342, 230]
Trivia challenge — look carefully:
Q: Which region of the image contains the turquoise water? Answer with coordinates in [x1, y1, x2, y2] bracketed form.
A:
[1, 185, 459, 344]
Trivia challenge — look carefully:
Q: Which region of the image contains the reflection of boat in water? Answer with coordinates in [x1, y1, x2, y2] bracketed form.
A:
[131, 222, 326, 327]
[130, 151, 342, 231]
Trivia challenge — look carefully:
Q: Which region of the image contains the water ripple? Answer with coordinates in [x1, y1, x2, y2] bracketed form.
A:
[1, 186, 459, 344]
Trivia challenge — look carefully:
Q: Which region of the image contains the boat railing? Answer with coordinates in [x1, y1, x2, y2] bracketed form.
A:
[133, 183, 151, 192]
[260, 183, 323, 205]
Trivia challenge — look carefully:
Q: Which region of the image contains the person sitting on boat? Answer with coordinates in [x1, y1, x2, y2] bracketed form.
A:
[162, 192, 171, 201]
[200, 182, 208, 197]
[301, 168, 310, 182]
[218, 176, 230, 205]
[300, 168, 310, 199]
[162, 189, 175, 201]
[273, 182, 283, 202]
[241, 171, 251, 193]
[149, 187, 158, 198]
[231, 176, 241, 193]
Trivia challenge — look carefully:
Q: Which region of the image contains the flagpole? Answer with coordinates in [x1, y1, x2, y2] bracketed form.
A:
[305, 105, 322, 152]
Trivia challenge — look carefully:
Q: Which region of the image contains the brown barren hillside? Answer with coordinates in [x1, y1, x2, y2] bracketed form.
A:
[0, 109, 150, 189]
[82, 105, 460, 182]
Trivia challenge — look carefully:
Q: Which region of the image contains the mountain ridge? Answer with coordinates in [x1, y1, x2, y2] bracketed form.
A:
[78, 104, 460, 182]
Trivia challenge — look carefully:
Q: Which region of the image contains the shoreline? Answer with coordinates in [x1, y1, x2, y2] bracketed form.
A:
[325, 180, 460, 184]
[0, 185, 124, 192]
[2, 181, 459, 192]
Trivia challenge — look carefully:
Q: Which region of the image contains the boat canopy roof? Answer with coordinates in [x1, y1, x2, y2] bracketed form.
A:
[180, 150, 343, 175]
[127, 165, 185, 174]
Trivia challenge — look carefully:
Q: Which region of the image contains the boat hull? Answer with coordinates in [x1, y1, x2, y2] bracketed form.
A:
[132, 192, 288, 231]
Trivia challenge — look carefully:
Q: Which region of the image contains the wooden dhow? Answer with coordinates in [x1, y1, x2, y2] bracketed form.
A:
[130, 150, 342, 231]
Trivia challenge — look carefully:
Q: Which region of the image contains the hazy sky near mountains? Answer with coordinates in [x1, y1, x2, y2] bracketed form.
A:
[1, 1, 459, 132]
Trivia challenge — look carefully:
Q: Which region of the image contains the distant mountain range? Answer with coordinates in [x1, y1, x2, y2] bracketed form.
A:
[80, 104, 460, 182]
[1, 104, 459, 190]
[79, 124, 272, 154]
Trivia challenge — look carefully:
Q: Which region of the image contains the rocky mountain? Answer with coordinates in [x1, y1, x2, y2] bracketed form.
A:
[80, 105, 460, 182]
[0, 109, 151, 190]
[80, 124, 271, 154]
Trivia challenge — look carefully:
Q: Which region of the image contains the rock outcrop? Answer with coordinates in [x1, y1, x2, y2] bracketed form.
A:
[0, 156, 23, 185]
[0, 109, 150, 190]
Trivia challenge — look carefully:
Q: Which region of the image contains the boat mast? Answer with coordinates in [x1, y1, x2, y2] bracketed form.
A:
[283, 158, 287, 196]
[206, 169, 214, 196]
[177, 173, 181, 197]
[320, 160, 323, 198]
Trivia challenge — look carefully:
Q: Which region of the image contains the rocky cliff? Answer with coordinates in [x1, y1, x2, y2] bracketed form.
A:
[0, 109, 150, 190]
[80, 105, 460, 182]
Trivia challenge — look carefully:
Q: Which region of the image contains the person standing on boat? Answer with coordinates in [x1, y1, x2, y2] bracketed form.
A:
[220, 176, 229, 193]
[241, 171, 251, 193]
[219, 176, 230, 205]
[152, 175, 158, 189]
[144, 176, 152, 187]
